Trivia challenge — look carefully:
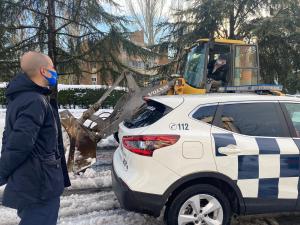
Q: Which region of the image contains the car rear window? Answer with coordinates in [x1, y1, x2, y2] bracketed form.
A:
[124, 100, 172, 128]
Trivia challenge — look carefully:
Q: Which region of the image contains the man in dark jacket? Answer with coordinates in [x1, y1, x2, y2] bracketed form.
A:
[0, 51, 70, 225]
[207, 54, 229, 85]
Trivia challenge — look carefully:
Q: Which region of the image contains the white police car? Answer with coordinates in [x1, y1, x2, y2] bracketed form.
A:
[112, 93, 300, 225]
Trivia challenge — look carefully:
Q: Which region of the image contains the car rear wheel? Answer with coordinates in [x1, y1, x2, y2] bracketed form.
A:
[165, 184, 231, 225]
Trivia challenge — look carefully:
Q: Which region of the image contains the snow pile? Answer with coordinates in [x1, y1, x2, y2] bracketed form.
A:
[57, 84, 128, 92]
[68, 169, 112, 190]
[0, 169, 113, 200]
[57, 191, 164, 225]
[58, 209, 164, 225]
[98, 135, 119, 148]
[0, 191, 164, 225]
[0, 82, 128, 91]
[0, 206, 19, 225]
[0, 82, 8, 88]
[0, 185, 4, 198]
[59, 192, 119, 218]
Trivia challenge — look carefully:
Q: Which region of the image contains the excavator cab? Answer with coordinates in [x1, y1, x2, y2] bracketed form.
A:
[173, 39, 261, 94]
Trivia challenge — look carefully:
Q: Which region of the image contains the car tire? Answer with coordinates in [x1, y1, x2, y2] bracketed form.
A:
[165, 184, 232, 225]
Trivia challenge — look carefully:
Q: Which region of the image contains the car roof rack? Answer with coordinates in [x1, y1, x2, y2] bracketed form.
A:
[218, 84, 283, 94]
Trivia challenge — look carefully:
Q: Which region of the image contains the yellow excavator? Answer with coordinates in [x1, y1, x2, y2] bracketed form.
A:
[60, 38, 282, 172]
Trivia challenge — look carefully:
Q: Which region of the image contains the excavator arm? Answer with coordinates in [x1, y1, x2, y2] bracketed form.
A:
[60, 71, 174, 172]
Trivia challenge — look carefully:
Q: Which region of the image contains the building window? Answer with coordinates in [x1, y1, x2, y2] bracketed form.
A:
[91, 76, 97, 85]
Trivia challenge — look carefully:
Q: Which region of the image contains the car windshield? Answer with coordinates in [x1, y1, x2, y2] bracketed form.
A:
[183, 44, 206, 88]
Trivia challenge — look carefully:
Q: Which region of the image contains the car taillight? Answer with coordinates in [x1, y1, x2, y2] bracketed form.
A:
[122, 135, 180, 157]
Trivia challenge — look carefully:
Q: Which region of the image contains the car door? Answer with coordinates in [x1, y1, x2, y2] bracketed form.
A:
[280, 101, 300, 211]
[211, 101, 300, 213]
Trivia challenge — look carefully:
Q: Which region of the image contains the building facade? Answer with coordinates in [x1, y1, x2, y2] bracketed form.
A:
[60, 30, 168, 85]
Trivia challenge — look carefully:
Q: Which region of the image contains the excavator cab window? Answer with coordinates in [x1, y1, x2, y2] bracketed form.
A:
[183, 43, 207, 88]
[182, 42, 261, 92]
[233, 45, 260, 85]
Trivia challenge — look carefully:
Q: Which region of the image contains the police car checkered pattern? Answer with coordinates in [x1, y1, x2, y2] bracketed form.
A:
[213, 133, 300, 199]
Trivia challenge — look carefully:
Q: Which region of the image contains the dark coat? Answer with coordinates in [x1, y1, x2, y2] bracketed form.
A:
[0, 73, 71, 209]
[207, 60, 229, 85]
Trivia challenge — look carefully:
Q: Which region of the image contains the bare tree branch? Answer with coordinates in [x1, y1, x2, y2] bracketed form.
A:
[125, 0, 170, 45]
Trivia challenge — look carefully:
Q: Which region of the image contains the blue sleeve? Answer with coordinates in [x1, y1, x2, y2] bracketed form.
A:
[0, 98, 46, 178]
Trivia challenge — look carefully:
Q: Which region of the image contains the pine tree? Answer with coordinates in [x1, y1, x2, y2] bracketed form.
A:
[243, 0, 300, 92]
[0, 0, 154, 86]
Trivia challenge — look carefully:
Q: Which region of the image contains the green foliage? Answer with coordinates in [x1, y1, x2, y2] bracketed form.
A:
[285, 73, 300, 94]
[162, 0, 268, 49]
[160, 0, 300, 92]
[0, 0, 155, 83]
[243, 1, 300, 89]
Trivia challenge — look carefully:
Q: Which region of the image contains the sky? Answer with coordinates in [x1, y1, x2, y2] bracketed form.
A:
[102, 0, 190, 43]
[104, 0, 192, 24]
[111, 0, 176, 16]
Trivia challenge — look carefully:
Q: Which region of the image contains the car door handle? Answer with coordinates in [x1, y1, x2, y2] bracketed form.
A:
[218, 145, 241, 155]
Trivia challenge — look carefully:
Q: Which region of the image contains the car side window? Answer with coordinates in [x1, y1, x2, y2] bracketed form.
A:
[216, 102, 288, 137]
[282, 103, 300, 137]
[192, 105, 217, 124]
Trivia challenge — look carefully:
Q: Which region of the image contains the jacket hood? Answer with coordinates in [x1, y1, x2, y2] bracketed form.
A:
[5, 73, 51, 100]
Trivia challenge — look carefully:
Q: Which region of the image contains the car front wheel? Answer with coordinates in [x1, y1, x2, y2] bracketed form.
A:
[165, 184, 231, 225]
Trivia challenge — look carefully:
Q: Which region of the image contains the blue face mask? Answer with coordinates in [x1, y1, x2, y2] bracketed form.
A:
[43, 70, 58, 86]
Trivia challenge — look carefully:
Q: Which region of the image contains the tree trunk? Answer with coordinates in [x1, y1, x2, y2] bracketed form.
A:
[229, 0, 235, 39]
[47, 0, 56, 65]
[47, 0, 58, 101]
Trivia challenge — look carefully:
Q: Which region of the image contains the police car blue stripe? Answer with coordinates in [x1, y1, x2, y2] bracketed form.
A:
[238, 155, 259, 180]
[258, 178, 279, 199]
[291, 139, 300, 200]
[213, 133, 236, 156]
[280, 155, 300, 177]
[256, 138, 280, 154]
[213, 134, 300, 199]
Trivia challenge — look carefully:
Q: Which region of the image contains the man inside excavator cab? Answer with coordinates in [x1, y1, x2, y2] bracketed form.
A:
[207, 53, 229, 91]
[207, 54, 229, 85]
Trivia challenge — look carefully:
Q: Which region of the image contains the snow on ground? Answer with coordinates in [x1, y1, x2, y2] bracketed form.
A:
[0, 206, 17, 225]
[0, 191, 164, 225]
[0, 83, 8, 88]
[58, 191, 163, 225]
[68, 169, 112, 190]
[0, 82, 127, 91]
[98, 135, 119, 148]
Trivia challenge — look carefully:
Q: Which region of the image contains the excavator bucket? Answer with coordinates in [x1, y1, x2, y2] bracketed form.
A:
[60, 71, 174, 173]
[60, 110, 97, 173]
